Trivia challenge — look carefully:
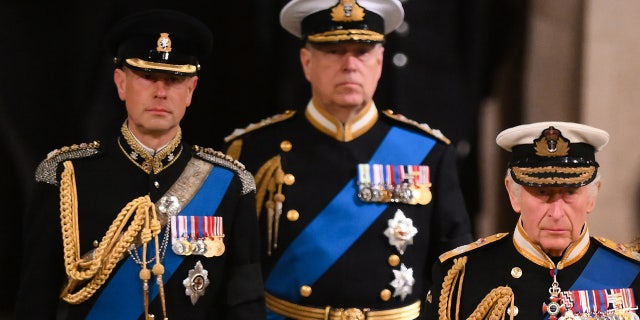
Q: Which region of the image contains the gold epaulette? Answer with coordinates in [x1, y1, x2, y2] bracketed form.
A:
[594, 236, 640, 262]
[35, 141, 101, 186]
[381, 109, 451, 144]
[223, 110, 297, 143]
[439, 233, 509, 263]
[193, 146, 256, 195]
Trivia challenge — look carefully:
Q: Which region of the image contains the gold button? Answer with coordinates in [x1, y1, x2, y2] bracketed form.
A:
[93, 240, 99, 248]
[388, 254, 400, 267]
[300, 285, 312, 297]
[154, 181, 160, 188]
[287, 209, 299, 221]
[280, 140, 292, 152]
[283, 173, 295, 185]
[507, 305, 519, 316]
[380, 289, 392, 301]
[511, 267, 522, 279]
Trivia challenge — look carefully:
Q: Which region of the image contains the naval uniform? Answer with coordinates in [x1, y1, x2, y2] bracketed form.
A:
[16, 124, 265, 319]
[426, 220, 640, 319]
[224, 101, 473, 319]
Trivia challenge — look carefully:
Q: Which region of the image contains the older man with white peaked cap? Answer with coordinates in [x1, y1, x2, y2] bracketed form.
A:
[224, 0, 474, 319]
[427, 121, 640, 320]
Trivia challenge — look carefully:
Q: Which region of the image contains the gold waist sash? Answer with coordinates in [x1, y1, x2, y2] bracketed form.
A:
[265, 292, 421, 320]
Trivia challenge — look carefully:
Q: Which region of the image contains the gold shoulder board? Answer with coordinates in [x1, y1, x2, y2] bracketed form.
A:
[381, 109, 451, 145]
[223, 110, 297, 143]
[594, 236, 640, 262]
[439, 233, 509, 263]
[35, 141, 101, 186]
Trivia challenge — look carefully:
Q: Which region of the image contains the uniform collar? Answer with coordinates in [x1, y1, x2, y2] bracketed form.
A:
[305, 100, 378, 142]
[118, 121, 184, 174]
[512, 217, 590, 269]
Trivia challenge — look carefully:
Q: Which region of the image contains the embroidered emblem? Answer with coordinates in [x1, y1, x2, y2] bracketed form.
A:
[183, 261, 210, 305]
[390, 263, 414, 301]
[384, 209, 417, 255]
[156, 32, 172, 53]
[534, 126, 570, 157]
[331, 0, 365, 22]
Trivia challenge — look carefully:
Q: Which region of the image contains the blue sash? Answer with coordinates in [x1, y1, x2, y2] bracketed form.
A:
[570, 247, 640, 290]
[265, 126, 437, 303]
[86, 166, 233, 320]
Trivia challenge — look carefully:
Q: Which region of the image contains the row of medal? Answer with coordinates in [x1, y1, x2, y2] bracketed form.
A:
[357, 164, 432, 205]
[170, 215, 225, 258]
[551, 288, 639, 320]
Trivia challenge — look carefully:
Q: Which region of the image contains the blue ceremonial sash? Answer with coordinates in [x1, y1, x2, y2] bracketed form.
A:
[265, 126, 437, 304]
[86, 166, 233, 320]
[570, 247, 640, 290]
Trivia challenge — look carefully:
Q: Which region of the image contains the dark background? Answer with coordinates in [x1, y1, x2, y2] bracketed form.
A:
[0, 0, 526, 317]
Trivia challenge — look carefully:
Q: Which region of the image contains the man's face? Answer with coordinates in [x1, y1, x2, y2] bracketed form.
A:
[300, 42, 383, 111]
[113, 67, 198, 139]
[506, 179, 599, 256]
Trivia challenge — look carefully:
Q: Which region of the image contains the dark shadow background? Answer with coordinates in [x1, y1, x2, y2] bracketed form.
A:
[0, 1, 526, 317]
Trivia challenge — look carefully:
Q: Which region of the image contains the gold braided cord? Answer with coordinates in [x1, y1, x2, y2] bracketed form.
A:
[254, 155, 282, 218]
[438, 256, 466, 320]
[436, 255, 514, 320]
[59, 161, 159, 304]
[467, 286, 514, 320]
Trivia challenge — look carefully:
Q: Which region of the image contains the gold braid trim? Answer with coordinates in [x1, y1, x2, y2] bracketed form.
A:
[253, 155, 286, 255]
[467, 286, 514, 320]
[254, 155, 282, 218]
[437, 256, 515, 320]
[438, 256, 467, 320]
[59, 161, 159, 304]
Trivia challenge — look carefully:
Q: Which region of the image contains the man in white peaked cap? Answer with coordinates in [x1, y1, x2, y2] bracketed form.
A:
[224, 0, 473, 318]
[427, 121, 640, 320]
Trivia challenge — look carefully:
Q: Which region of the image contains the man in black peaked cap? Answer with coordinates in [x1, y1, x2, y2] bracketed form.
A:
[16, 9, 265, 319]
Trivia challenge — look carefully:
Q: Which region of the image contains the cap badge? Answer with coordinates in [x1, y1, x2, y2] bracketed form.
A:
[534, 126, 570, 157]
[331, 0, 365, 22]
[156, 32, 172, 53]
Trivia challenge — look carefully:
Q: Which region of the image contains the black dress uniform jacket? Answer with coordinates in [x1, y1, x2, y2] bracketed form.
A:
[16, 129, 265, 319]
[224, 102, 473, 317]
[426, 221, 640, 319]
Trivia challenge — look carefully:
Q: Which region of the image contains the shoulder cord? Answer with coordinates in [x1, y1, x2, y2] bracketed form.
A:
[438, 256, 467, 320]
[437, 256, 514, 320]
[468, 286, 514, 320]
[253, 155, 285, 256]
[59, 160, 167, 319]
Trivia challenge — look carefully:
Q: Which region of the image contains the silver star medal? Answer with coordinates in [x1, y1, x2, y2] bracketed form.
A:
[183, 260, 210, 305]
[383, 209, 418, 254]
[390, 263, 415, 300]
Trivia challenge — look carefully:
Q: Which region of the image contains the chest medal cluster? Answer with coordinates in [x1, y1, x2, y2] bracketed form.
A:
[543, 268, 638, 320]
[170, 215, 225, 258]
[357, 164, 432, 205]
